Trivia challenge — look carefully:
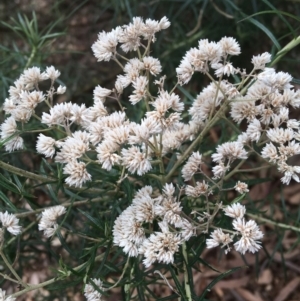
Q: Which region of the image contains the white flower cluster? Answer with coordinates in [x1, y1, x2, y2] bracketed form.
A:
[0, 289, 15, 301]
[0, 17, 205, 188]
[176, 37, 241, 84]
[0, 211, 21, 236]
[206, 203, 263, 254]
[38, 205, 66, 237]
[230, 67, 300, 184]
[91, 16, 170, 61]
[3, 16, 300, 271]
[84, 278, 103, 301]
[113, 183, 195, 267]
[0, 66, 65, 152]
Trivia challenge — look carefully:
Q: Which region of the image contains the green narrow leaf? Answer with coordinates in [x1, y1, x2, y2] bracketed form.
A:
[0, 174, 21, 195]
[56, 229, 77, 257]
[77, 208, 102, 230]
[177, 86, 195, 103]
[230, 193, 246, 204]
[198, 266, 246, 300]
[240, 16, 281, 50]
[97, 241, 112, 273]
[239, 9, 297, 36]
[0, 191, 17, 211]
[169, 266, 186, 298]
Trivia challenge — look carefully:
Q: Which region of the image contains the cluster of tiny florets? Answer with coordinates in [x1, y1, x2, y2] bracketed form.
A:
[113, 183, 196, 267]
[206, 203, 263, 254]
[38, 205, 66, 237]
[0, 211, 21, 236]
[84, 279, 103, 301]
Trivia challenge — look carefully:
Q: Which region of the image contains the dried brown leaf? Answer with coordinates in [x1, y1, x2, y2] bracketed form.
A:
[274, 277, 300, 301]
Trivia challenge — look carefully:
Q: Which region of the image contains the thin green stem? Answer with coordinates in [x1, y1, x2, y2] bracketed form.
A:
[0, 249, 28, 287]
[0, 160, 105, 194]
[182, 242, 192, 301]
[113, 57, 124, 69]
[165, 100, 229, 182]
[24, 46, 37, 70]
[10, 253, 106, 298]
[247, 213, 300, 233]
[0, 272, 20, 284]
[15, 196, 112, 218]
[6, 221, 36, 247]
[105, 256, 130, 290]
[22, 127, 55, 134]
[142, 38, 152, 57]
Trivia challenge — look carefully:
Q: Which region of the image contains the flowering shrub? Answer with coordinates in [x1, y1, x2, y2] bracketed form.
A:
[0, 16, 299, 300]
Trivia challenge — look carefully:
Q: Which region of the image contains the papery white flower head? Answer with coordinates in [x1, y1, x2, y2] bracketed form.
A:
[20, 90, 44, 110]
[258, 68, 293, 90]
[246, 118, 262, 142]
[154, 196, 182, 226]
[113, 205, 145, 257]
[158, 16, 171, 30]
[185, 181, 210, 197]
[84, 278, 103, 301]
[287, 119, 299, 130]
[132, 192, 156, 223]
[8, 78, 24, 103]
[0, 120, 24, 152]
[63, 160, 92, 188]
[198, 39, 222, 63]
[36, 134, 56, 158]
[96, 140, 121, 170]
[121, 146, 152, 175]
[57, 85, 66, 94]
[234, 181, 249, 194]
[237, 132, 250, 145]
[266, 128, 294, 144]
[224, 203, 246, 219]
[93, 85, 112, 103]
[21, 67, 48, 89]
[119, 17, 143, 52]
[219, 37, 241, 56]
[181, 151, 203, 181]
[212, 162, 230, 179]
[143, 56, 162, 76]
[0, 289, 16, 301]
[0, 212, 21, 235]
[185, 48, 206, 72]
[206, 228, 233, 254]
[38, 205, 66, 238]
[45, 66, 61, 81]
[212, 141, 248, 163]
[129, 76, 148, 105]
[92, 27, 121, 62]
[139, 229, 181, 267]
[212, 62, 236, 77]
[41, 102, 73, 127]
[251, 52, 271, 70]
[176, 57, 194, 85]
[55, 136, 89, 163]
[179, 218, 196, 241]
[104, 125, 129, 145]
[230, 100, 258, 124]
[261, 142, 278, 163]
[189, 81, 225, 122]
[277, 162, 300, 185]
[0, 116, 17, 139]
[233, 218, 263, 254]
